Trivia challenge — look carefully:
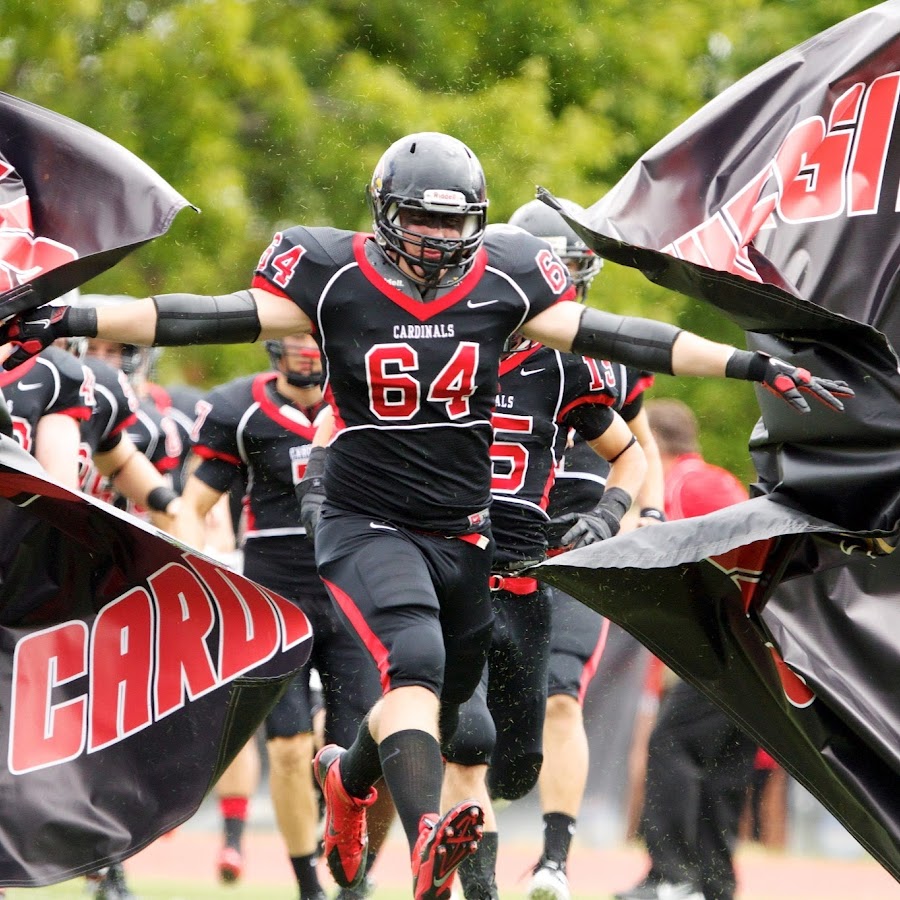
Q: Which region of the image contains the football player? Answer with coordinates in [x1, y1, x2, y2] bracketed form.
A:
[76, 295, 184, 520]
[507, 199, 666, 900]
[440, 314, 647, 899]
[0, 337, 93, 488]
[0, 131, 852, 900]
[172, 334, 392, 900]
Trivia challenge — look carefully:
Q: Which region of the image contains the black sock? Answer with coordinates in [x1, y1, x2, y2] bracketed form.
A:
[340, 714, 383, 799]
[458, 831, 498, 899]
[223, 817, 245, 852]
[379, 729, 443, 849]
[291, 853, 322, 899]
[541, 812, 576, 868]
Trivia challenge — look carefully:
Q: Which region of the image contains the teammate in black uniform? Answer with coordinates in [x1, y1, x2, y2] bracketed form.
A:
[0, 131, 851, 900]
[507, 200, 667, 900]
[441, 310, 647, 899]
[74, 298, 184, 523]
[172, 335, 391, 900]
[0, 342, 93, 487]
[76, 350, 182, 532]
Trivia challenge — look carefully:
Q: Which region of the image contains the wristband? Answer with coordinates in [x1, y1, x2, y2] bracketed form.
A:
[295, 475, 324, 501]
[146, 485, 180, 513]
[639, 507, 666, 522]
[572, 307, 681, 375]
[725, 349, 769, 383]
[597, 486, 632, 530]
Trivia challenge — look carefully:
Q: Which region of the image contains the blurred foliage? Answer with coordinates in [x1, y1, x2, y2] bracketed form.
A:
[1, 0, 876, 480]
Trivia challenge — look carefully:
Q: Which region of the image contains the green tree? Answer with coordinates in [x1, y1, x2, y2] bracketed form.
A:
[0, 0, 877, 475]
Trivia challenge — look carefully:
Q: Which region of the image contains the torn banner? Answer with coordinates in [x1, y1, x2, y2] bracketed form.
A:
[539, 1, 900, 882]
[0, 436, 311, 887]
[0, 91, 193, 319]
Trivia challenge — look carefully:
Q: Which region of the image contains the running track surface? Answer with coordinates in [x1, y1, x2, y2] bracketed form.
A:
[128, 827, 900, 899]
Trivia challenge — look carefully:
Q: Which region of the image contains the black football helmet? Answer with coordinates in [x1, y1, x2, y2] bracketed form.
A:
[368, 132, 488, 286]
[266, 338, 323, 388]
[508, 198, 602, 300]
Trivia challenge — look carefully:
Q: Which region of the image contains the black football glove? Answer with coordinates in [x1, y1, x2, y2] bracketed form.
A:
[295, 446, 327, 547]
[0, 304, 97, 370]
[547, 487, 632, 551]
[726, 350, 853, 413]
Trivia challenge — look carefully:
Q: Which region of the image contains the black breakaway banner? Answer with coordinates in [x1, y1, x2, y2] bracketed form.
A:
[0, 436, 311, 887]
[0, 91, 194, 320]
[537, 0, 900, 882]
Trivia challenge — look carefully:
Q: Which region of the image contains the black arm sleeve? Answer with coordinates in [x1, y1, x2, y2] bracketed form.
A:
[152, 291, 261, 346]
[564, 403, 615, 442]
[571, 307, 682, 375]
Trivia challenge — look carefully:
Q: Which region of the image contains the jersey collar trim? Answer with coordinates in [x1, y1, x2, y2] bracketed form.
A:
[353, 233, 487, 322]
[252, 372, 320, 438]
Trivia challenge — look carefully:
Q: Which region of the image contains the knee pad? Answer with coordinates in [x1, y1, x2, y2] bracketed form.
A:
[439, 701, 460, 746]
[387, 622, 446, 695]
[488, 751, 543, 801]
[441, 621, 493, 705]
[442, 695, 496, 767]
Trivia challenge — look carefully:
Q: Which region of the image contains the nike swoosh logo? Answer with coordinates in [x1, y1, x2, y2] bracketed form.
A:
[466, 298, 498, 308]
[380, 746, 401, 765]
[29, 319, 52, 328]
[369, 522, 398, 531]
[520, 368, 545, 376]
[434, 870, 457, 888]
[17, 382, 43, 391]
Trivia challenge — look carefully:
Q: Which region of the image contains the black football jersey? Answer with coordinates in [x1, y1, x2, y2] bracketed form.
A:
[252, 224, 573, 532]
[191, 373, 331, 541]
[126, 396, 184, 475]
[547, 365, 654, 517]
[489, 344, 619, 568]
[0, 345, 93, 455]
[77, 356, 140, 503]
[145, 382, 202, 492]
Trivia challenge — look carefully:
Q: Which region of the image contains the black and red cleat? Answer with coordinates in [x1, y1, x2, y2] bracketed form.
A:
[412, 799, 484, 900]
[314, 744, 377, 889]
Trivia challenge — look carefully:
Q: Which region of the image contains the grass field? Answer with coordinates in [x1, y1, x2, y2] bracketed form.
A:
[1, 877, 546, 900]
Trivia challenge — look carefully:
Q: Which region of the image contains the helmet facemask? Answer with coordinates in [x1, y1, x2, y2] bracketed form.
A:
[266, 339, 323, 389]
[545, 235, 603, 302]
[375, 195, 485, 287]
[368, 132, 489, 290]
[509, 197, 602, 302]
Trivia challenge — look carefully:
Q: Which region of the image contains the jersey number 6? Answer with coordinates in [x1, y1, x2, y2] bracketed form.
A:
[365, 342, 480, 421]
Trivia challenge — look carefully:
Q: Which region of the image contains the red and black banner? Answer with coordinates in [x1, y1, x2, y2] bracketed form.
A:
[0, 436, 311, 887]
[0, 91, 193, 319]
[538, 1, 900, 881]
